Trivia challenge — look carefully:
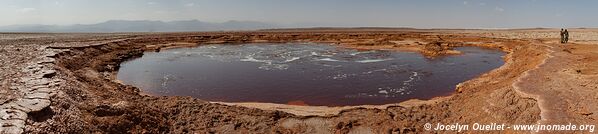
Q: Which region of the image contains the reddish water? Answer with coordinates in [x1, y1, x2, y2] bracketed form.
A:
[117, 43, 504, 106]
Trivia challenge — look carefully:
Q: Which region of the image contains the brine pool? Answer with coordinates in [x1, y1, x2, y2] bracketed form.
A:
[117, 43, 505, 106]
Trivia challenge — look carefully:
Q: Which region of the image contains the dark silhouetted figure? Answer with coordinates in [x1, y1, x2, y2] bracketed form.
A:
[564, 29, 569, 43]
[561, 28, 565, 43]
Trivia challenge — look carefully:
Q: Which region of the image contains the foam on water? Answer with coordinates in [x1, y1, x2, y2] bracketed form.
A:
[355, 58, 394, 63]
[350, 51, 375, 56]
[311, 52, 318, 56]
[284, 57, 301, 62]
[240, 55, 271, 63]
[317, 58, 342, 62]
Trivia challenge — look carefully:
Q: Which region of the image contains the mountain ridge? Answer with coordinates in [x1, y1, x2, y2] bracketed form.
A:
[0, 20, 277, 33]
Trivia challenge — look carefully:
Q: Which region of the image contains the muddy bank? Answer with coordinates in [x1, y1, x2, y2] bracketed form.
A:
[1, 30, 553, 133]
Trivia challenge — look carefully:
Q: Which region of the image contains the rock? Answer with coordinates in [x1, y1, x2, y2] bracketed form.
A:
[456, 83, 465, 93]
[0, 109, 27, 120]
[0, 112, 26, 134]
[0, 119, 25, 127]
[0, 103, 31, 113]
[14, 98, 50, 112]
[25, 79, 51, 87]
[22, 68, 41, 74]
[36, 58, 56, 64]
[37, 46, 47, 50]
[19, 77, 41, 83]
[24, 92, 50, 99]
[44, 51, 58, 58]
[30, 85, 49, 90]
[25, 64, 42, 70]
[0, 124, 24, 134]
[32, 88, 53, 93]
[21, 85, 55, 93]
[47, 80, 62, 87]
[112, 101, 129, 109]
[39, 70, 56, 78]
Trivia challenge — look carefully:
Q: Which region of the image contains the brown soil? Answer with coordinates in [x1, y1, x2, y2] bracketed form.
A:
[1, 28, 597, 133]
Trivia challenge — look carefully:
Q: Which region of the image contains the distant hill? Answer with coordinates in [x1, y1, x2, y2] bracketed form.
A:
[0, 20, 277, 33]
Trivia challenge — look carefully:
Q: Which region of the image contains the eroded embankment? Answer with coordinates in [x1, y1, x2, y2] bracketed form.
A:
[0, 47, 65, 134]
[25, 32, 544, 133]
[512, 40, 598, 126]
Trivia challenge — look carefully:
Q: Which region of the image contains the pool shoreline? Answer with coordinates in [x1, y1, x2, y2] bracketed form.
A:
[118, 43, 505, 107]
[40, 30, 549, 132]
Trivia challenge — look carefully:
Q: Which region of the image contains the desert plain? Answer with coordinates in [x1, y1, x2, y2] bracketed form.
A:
[0, 28, 597, 133]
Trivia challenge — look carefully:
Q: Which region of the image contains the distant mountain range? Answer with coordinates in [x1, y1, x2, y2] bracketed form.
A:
[0, 20, 278, 33]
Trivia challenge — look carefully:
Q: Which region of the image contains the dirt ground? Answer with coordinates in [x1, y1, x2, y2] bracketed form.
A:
[0, 28, 597, 133]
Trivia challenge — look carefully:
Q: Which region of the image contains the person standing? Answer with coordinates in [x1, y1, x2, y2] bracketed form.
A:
[564, 29, 569, 43]
[560, 28, 565, 44]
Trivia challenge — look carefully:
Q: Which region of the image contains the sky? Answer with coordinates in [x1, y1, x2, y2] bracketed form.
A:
[1, 0, 597, 28]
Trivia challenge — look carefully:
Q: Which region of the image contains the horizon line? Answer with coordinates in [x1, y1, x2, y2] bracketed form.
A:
[0, 19, 593, 30]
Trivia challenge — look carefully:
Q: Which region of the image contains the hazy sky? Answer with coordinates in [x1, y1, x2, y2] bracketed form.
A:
[1, 0, 597, 28]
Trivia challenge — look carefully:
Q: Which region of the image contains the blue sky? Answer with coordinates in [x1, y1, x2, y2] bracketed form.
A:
[1, 0, 597, 28]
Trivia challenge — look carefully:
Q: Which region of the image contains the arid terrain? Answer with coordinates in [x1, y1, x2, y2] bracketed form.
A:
[1, 28, 597, 133]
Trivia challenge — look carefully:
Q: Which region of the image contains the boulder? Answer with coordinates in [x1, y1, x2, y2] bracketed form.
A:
[14, 98, 50, 112]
